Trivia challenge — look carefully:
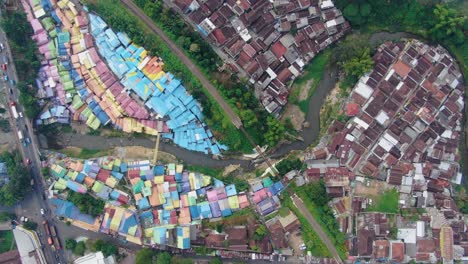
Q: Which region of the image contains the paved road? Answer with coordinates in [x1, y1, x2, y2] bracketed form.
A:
[0, 11, 65, 263]
[291, 193, 343, 263]
[120, 0, 242, 129]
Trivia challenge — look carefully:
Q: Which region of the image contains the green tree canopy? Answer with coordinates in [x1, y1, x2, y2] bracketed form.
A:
[240, 109, 258, 128]
[73, 241, 86, 256]
[156, 252, 172, 264]
[264, 116, 285, 147]
[23, 221, 37, 230]
[342, 48, 374, 83]
[65, 238, 77, 250]
[429, 5, 466, 45]
[0, 151, 31, 206]
[275, 158, 302, 176]
[135, 248, 154, 264]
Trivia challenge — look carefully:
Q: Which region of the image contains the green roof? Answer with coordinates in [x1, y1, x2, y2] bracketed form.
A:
[92, 181, 104, 193]
[262, 177, 273, 188]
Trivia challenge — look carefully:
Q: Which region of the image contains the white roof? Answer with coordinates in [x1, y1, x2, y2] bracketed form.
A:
[325, 20, 337, 28]
[396, 81, 403, 90]
[385, 69, 395, 81]
[266, 67, 277, 79]
[320, 0, 334, 9]
[378, 138, 393, 152]
[74, 251, 115, 264]
[239, 28, 252, 42]
[355, 81, 373, 99]
[376, 111, 390, 126]
[353, 117, 369, 130]
[345, 134, 355, 142]
[383, 132, 398, 146]
[397, 228, 417, 244]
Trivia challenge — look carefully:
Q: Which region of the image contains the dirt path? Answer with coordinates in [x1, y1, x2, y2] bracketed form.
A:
[291, 193, 343, 263]
[120, 0, 242, 129]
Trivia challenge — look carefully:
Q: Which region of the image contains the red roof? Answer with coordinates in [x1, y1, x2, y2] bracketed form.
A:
[393, 60, 411, 78]
[211, 28, 226, 45]
[346, 103, 360, 116]
[391, 242, 405, 263]
[271, 41, 287, 59]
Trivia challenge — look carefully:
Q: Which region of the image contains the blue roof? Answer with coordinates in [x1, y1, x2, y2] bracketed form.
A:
[51, 198, 96, 224]
[189, 205, 200, 219]
[269, 181, 285, 196]
[225, 184, 237, 197]
[137, 197, 150, 210]
[209, 202, 221, 218]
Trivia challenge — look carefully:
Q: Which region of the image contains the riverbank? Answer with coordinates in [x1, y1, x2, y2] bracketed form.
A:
[41, 32, 466, 173]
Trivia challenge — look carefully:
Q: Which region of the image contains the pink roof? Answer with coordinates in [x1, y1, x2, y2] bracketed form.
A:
[207, 190, 218, 202]
[31, 19, 44, 34]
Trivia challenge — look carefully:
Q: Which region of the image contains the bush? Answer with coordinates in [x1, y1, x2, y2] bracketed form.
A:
[0, 151, 31, 206]
[65, 238, 77, 250]
[73, 241, 86, 256]
[67, 192, 105, 217]
[23, 221, 38, 230]
[135, 248, 154, 264]
[0, 212, 14, 222]
[276, 158, 302, 176]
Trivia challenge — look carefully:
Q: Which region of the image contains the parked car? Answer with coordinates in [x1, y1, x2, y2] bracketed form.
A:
[2, 63, 6, 70]
[25, 137, 31, 144]
[18, 112, 23, 118]
[40, 208, 45, 215]
[26, 158, 31, 165]
[4, 75, 8, 81]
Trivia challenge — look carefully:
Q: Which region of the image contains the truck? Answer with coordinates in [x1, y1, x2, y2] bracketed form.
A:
[53, 236, 61, 250]
[10, 102, 18, 119]
[50, 225, 57, 237]
[42, 220, 51, 236]
[17, 130, 23, 141]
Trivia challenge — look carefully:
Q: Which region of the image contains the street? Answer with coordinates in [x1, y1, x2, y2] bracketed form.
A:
[0, 14, 65, 263]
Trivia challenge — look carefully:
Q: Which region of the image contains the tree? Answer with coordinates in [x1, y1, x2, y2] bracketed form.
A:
[253, 225, 268, 240]
[209, 258, 223, 264]
[240, 109, 258, 128]
[23, 221, 37, 230]
[135, 248, 154, 264]
[0, 150, 31, 206]
[264, 116, 285, 147]
[342, 48, 374, 84]
[189, 43, 200, 53]
[67, 192, 105, 217]
[275, 158, 302, 176]
[65, 238, 77, 250]
[304, 180, 330, 207]
[73, 241, 86, 256]
[430, 5, 466, 45]
[156, 252, 172, 264]
[0, 212, 14, 222]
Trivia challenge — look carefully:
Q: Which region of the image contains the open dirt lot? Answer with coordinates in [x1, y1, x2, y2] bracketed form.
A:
[281, 104, 305, 131]
[354, 179, 392, 198]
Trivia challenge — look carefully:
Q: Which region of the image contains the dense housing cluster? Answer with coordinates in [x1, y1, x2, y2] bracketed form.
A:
[304, 40, 466, 263]
[22, 0, 226, 155]
[174, 0, 350, 115]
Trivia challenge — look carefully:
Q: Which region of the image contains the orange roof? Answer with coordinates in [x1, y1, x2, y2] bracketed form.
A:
[393, 60, 411, 78]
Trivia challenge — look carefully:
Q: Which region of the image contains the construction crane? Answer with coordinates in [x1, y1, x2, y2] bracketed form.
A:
[152, 132, 161, 165]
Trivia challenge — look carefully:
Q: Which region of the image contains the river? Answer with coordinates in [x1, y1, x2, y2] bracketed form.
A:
[44, 32, 447, 171]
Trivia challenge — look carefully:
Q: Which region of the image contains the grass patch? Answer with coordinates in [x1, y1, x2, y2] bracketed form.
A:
[60, 147, 111, 159]
[185, 165, 223, 178]
[282, 195, 331, 257]
[0, 230, 16, 253]
[290, 50, 331, 114]
[366, 188, 399, 213]
[294, 187, 347, 259]
[84, 0, 252, 152]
